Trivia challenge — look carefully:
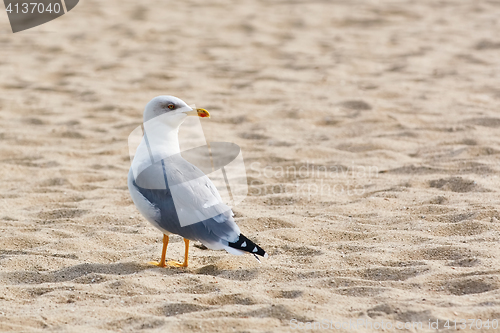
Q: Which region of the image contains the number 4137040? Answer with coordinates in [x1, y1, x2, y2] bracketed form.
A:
[5, 2, 62, 14]
[444, 319, 498, 330]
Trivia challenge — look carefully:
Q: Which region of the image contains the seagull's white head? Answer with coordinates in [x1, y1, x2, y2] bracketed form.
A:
[143, 95, 210, 126]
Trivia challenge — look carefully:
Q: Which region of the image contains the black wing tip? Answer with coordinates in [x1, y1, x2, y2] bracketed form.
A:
[228, 234, 268, 258]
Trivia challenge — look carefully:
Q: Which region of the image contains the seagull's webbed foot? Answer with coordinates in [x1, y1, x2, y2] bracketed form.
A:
[148, 234, 169, 267]
[148, 261, 166, 268]
[171, 238, 190, 268]
[149, 235, 190, 268]
[166, 260, 187, 268]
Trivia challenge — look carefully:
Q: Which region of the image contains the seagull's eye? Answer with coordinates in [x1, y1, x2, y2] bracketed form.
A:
[167, 104, 175, 110]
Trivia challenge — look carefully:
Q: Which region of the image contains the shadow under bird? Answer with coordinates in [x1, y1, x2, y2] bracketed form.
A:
[128, 96, 267, 267]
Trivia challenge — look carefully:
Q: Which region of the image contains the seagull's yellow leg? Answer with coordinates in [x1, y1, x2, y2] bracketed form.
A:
[167, 238, 189, 267]
[148, 234, 169, 267]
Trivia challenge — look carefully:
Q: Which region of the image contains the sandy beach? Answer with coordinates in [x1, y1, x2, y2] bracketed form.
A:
[1, 0, 500, 331]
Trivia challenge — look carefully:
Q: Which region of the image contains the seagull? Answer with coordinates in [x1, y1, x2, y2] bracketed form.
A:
[128, 96, 267, 267]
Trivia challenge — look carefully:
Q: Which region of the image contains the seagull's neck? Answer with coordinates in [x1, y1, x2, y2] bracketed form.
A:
[143, 122, 181, 160]
[130, 117, 185, 182]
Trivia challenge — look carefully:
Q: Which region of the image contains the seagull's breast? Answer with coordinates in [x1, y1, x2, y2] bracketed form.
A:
[127, 168, 163, 230]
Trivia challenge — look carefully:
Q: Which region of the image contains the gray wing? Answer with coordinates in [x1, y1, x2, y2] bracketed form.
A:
[128, 154, 241, 250]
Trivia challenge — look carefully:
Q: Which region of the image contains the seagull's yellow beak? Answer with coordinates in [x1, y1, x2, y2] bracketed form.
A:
[197, 108, 210, 118]
[185, 108, 210, 118]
